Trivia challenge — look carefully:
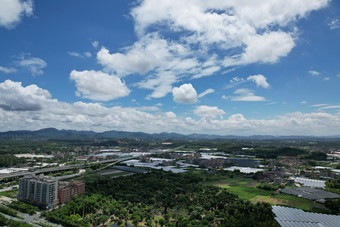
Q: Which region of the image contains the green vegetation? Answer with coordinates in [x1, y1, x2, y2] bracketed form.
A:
[256, 183, 282, 191]
[0, 213, 33, 227]
[252, 147, 307, 159]
[250, 194, 314, 211]
[0, 205, 19, 218]
[305, 151, 327, 160]
[47, 170, 77, 177]
[326, 179, 340, 194]
[0, 189, 18, 198]
[208, 173, 315, 211]
[324, 198, 340, 214]
[8, 201, 38, 215]
[0, 155, 26, 167]
[43, 170, 278, 226]
[227, 186, 272, 200]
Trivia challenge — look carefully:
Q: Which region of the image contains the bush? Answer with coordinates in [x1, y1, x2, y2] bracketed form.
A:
[8, 201, 38, 215]
[256, 184, 280, 191]
[0, 205, 18, 217]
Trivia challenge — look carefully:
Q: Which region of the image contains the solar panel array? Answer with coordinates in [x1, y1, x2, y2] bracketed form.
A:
[273, 205, 340, 227]
[281, 187, 340, 201]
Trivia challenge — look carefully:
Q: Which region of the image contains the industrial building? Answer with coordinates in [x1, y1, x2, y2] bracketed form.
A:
[18, 174, 58, 209]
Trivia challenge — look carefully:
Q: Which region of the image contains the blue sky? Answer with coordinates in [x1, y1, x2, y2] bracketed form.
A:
[0, 0, 339, 135]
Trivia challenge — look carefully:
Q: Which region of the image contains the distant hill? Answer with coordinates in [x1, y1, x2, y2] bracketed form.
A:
[0, 128, 339, 141]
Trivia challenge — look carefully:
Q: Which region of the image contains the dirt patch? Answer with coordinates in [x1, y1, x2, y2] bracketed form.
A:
[0, 196, 14, 203]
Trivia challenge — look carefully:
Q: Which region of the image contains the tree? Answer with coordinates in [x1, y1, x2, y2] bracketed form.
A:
[159, 218, 165, 227]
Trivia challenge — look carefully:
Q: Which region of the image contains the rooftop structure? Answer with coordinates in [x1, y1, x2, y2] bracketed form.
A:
[294, 177, 326, 188]
[281, 187, 340, 202]
[272, 205, 340, 227]
[224, 166, 263, 174]
[18, 174, 58, 209]
[112, 166, 148, 174]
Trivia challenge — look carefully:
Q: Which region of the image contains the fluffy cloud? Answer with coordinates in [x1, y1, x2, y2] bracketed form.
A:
[194, 105, 225, 118]
[242, 32, 295, 64]
[70, 70, 130, 101]
[247, 74, 269, 88]
[132, 0, 329, 36]
[17, 56, 47, 76]
[198, 89, 215, 98]
[231, 88, 266, 101]
[1, 80, 340, 136]
[0, 66, 17, 73]
[0, 0, 33, 28]
[172, 83, 197, 104]
[97, 34, 202, 98]
[0, 80, 51, 111]
[92, 0, 329, 98]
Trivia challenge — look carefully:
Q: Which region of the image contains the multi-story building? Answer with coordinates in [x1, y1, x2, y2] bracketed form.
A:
[18, 174, 58, 209]
[57, 180, 85, 204]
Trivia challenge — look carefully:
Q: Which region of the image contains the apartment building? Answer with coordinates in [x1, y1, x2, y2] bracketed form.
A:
[57, 180, 85, 204]
[18, 174, 58, 209]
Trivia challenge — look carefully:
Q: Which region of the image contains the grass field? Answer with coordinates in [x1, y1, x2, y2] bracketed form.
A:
[205, 176, 257, 188]
[227, 186, 272, 200]
[249, 193, 314, 210]
[208, 176, 314, 211]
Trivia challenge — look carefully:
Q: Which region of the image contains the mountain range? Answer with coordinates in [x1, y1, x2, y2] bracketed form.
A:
[0, 128, 339, 141]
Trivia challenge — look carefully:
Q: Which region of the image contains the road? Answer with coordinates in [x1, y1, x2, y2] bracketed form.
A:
[0, 156, 138, 180]
[0, 185, 18, 193]
[0, 201, 61, 227]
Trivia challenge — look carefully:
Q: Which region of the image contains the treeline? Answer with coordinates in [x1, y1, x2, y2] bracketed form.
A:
[0, 214, 33, 227]
[256, 184, 282, 191]
[305, 151, 327, 160]
[8, 201, 38, 215]
[0, 155, 26, 167]
[251, 147, 307, 159]
[44, 170, 278, 226]
[326, 179, 340, 194]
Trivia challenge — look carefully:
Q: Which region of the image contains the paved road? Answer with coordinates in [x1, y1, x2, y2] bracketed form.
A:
[0, 202, 61, 227]
[0, 185, 18, 192]
[0, 156, 138, 180]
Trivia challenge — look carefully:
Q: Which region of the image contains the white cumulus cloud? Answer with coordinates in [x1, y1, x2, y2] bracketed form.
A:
[247, 74, 270, 88]
[172, 83, 197, 104]
[0, 80, 51, 111]
[1, 80, 340, 136]
[0, 0, 33, 28]
[70, 70, 130, 101]
[194, 105, 225, 118]
[92, 0, 329, 98]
